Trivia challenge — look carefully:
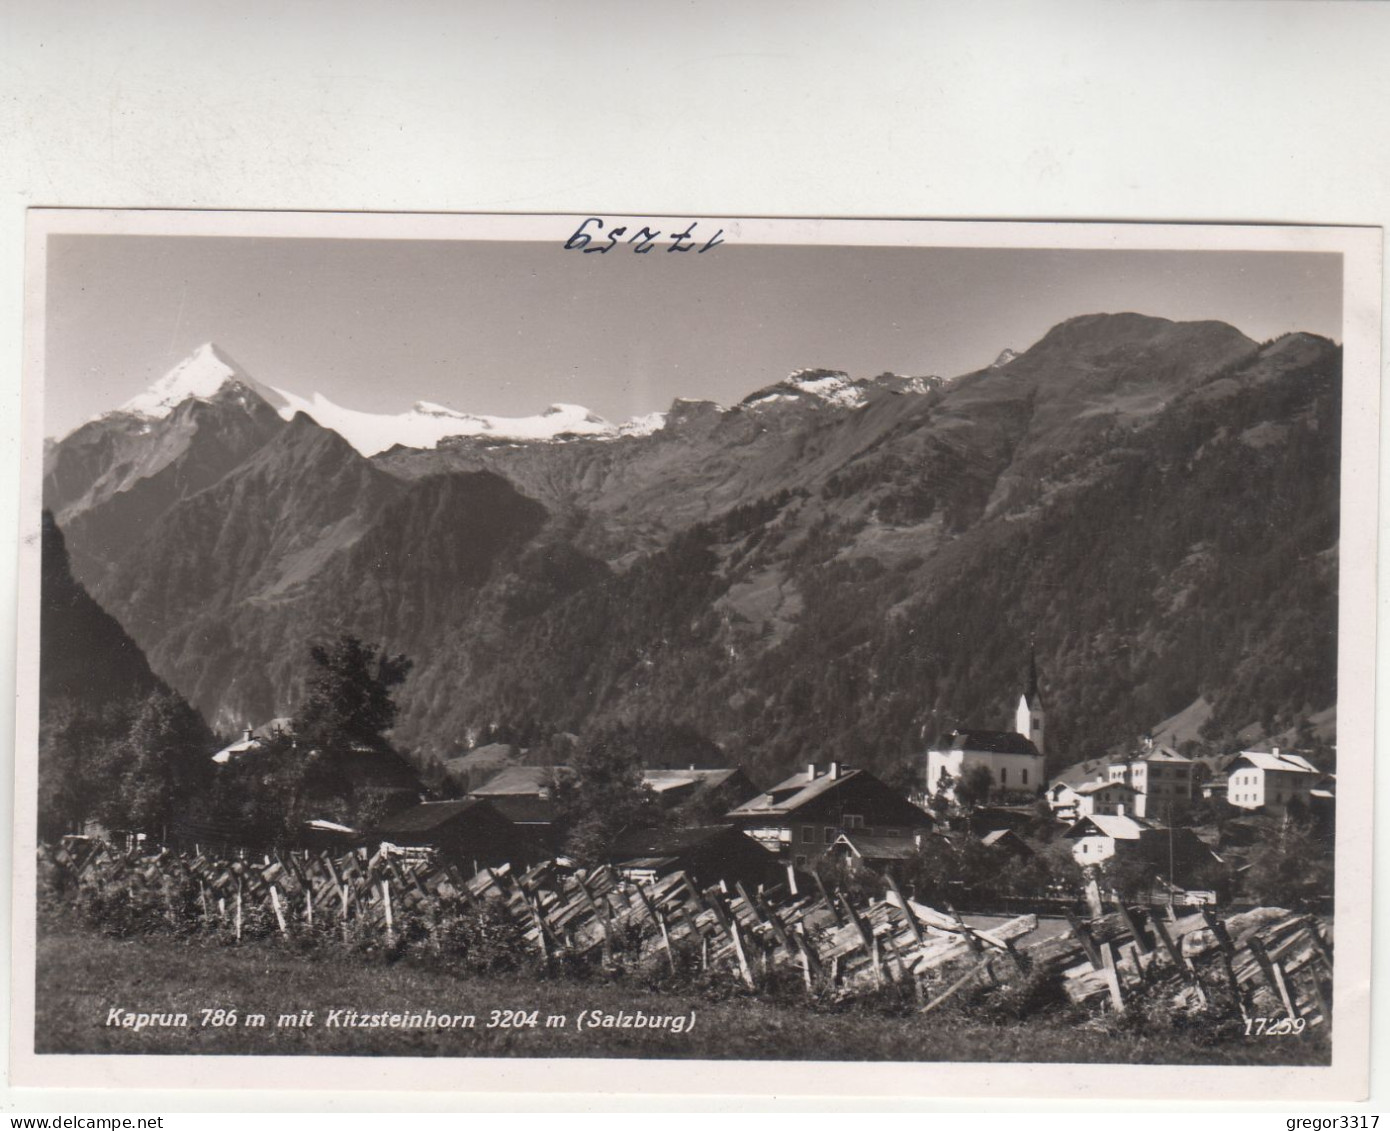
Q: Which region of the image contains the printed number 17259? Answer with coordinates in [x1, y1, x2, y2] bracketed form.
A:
[1245, 1016, 1307, 1036]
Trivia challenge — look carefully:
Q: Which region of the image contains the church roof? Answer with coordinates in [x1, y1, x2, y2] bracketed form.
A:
[944, 729, 1040, 757]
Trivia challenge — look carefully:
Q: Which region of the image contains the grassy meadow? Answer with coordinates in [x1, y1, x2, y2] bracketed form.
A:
[34, 917, 1330, 1065]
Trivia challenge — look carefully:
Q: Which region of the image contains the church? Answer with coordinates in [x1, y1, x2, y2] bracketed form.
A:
[922, 655, 1047, 801]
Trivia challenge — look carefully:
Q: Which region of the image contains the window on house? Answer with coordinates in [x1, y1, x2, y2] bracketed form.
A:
[1000, 768, 1008, 785]
[795, 855, 807, 868]
[844, 814, 865, 829]
[823, 827, 836, 844]
[1022, 769, 1028, 785]
[800, 826, 814, 843]
[886, 828, 900, 838]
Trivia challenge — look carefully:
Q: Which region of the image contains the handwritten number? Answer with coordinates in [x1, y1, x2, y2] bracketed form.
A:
[585, 225, 625, 254]
[566, 219, 722, 254]
[628, 227, 660, 254]
[564, 218, 603, 250]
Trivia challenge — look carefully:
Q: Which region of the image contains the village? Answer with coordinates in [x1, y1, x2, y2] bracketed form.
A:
[174, 656, 1333, 922]
[35, 626, 1338, 1053]
[39, 656, 1336, 1044]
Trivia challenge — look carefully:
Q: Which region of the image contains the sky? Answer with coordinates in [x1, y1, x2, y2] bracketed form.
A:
[42, 234, 1343, 439]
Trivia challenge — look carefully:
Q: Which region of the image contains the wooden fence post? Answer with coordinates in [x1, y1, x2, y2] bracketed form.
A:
[947, 904, 995, 986]
[270, 886, 288, 936]
[1099, 940, 1125, 1013]
[1247, 936, 1299, 1020]
[1063, 910, 1103, 970]
[381, 879, 394, 946]
[920, 957, 992, 1016]
[1149, 911, 1205, 1006]
[1201, 908, 1248, 1022]
[635, 884, 677, 974]
[839, 895, 883, 987]
[813, 871, 843, 925]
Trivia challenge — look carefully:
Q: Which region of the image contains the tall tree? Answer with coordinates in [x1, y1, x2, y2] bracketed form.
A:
[1242, 814, 1334, 909]
[295, 635, 413, 752]
[954, 764, 997, 810]
[38, 699, 125, 839]
[552, 729, 661, 865]
[101, 688, 215, 838]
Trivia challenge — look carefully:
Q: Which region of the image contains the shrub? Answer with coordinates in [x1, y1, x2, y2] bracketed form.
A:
[425, 901, 531, 975]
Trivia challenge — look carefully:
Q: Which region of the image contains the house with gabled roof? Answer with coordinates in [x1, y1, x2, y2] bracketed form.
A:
[979, 828, 1034, 860]
[727, 763, 932, 868]
[1107, 739, 1195, 819]
[1045, 757, 1112, 820]
[1227, 748, 1321, 815]
[1074, 779, 1139, 818]
[1064, 813, 1150, 865]
[211, 718, 294, 765]
[469, 765, 564, 798]
[1062, 813, 1217, 880]
[470, 764, 755, 809]
[372, 797, 544, 868]
[467, 763, 759, 851]
[442, 742, 523, 792]
[609, 824, 780, 888]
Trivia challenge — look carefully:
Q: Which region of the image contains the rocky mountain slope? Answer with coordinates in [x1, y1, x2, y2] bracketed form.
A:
[44, 314, 1341, 781]
[40, 511, 164, 709]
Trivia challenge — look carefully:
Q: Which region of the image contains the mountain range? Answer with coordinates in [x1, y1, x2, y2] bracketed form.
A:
[43, 313, 1341, 782]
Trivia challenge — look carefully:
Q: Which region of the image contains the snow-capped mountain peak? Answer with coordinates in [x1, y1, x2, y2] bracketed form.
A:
[618, 411, 668, 437]
[991, 348, 1019, 369]
[410, 401, 470, 419]
[785, 369, 866, 408]
[743, 369, 868, 410]
[93, 344, 680, 457]
[266, 389, 621, 456]
[114, 343, 287, 420]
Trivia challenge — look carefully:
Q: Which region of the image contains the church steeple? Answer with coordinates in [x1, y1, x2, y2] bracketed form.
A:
[1015, 645, 1045, 756]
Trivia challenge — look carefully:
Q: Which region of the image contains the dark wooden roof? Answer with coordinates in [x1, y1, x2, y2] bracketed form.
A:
[483, 795, 556, 824]
[947, 729, 1040, 756]
[611, 824, 742, 857]
[373, 798, 496, 835]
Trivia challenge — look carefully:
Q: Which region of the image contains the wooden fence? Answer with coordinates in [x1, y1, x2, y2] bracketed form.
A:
[40, 840, 1332, 1023]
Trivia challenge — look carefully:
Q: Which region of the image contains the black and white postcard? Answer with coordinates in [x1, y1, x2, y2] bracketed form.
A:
[10, 210, 1380, 1099]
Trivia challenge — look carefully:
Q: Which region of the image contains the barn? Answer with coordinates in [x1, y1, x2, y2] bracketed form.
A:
[371, 798, 544, 869]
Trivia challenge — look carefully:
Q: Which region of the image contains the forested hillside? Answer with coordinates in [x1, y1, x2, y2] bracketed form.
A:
[44, 314, 1341, 783]
[39, 513, 214, 839]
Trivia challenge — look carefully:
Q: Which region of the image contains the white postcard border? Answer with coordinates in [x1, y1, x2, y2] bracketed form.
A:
[10, 209, 1381, 1102]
